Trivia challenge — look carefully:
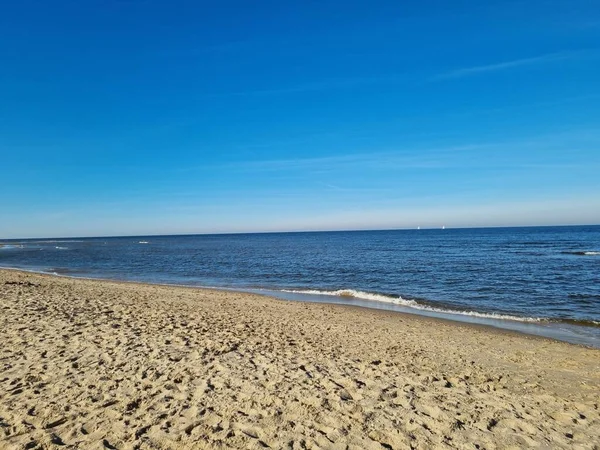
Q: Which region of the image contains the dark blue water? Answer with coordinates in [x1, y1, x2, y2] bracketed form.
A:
[2, 226, 599, 346]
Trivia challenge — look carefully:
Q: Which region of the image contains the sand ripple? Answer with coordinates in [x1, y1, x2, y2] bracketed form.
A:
[1, 270, 599, 449]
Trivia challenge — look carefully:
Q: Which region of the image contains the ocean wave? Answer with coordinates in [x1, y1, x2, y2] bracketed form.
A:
[559, 318, 600, 327]
[568, 293, 600, 301]
[562, 251, 600, 256]
[280, 288, 542, 323]
[34, 240, 85, 243]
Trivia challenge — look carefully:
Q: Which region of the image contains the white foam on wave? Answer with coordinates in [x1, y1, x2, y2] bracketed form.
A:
[55, 246, 68, 250]
[584, 251, 600, 256]
[138, 241, 149, 244]
[281, 288, 542, 323]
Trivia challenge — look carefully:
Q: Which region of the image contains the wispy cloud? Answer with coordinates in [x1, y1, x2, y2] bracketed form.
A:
[174, 129, 600, 175]
[176, 144, 493, 174]
[431, 50, 592, 80]
[211, 49, 596, 97]
[318, 182, 394, 193]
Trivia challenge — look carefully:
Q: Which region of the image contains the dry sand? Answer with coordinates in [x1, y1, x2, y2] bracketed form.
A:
[0, 269, 599, 449]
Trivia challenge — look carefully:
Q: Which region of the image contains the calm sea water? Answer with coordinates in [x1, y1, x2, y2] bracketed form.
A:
[1, 226, 599, 347]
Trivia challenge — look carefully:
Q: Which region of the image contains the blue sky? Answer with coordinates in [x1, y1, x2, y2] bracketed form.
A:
[1, 0, 599, 238]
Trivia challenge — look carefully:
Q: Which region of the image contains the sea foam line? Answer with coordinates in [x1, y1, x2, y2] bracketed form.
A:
[281, 288, 542, 323]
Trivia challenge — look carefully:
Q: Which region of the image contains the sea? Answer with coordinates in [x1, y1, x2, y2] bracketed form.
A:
[1, 225, 599, 347]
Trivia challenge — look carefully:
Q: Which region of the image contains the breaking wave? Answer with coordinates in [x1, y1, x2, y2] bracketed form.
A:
[562, 251, 600, 256]
[280, 288, 543, 323]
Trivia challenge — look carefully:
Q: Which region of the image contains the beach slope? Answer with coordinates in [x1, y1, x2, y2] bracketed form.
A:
[1, 269, 599, 449]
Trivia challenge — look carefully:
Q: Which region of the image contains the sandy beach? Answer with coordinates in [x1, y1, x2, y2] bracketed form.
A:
[1, 269, 599, 449]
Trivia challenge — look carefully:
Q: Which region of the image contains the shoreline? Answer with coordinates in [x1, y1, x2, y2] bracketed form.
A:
[0, 267, 562, 344]
[1, 268, 599, 448]
[1, 265, 599, 349]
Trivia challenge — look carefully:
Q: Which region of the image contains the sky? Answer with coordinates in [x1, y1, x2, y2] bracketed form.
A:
[1, 0, 599, 238]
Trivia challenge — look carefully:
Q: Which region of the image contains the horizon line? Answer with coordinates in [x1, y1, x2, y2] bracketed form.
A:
[2, 223, 599, 241]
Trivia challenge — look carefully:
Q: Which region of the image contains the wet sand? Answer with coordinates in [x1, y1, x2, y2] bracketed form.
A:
[1, 269, 599, 449]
